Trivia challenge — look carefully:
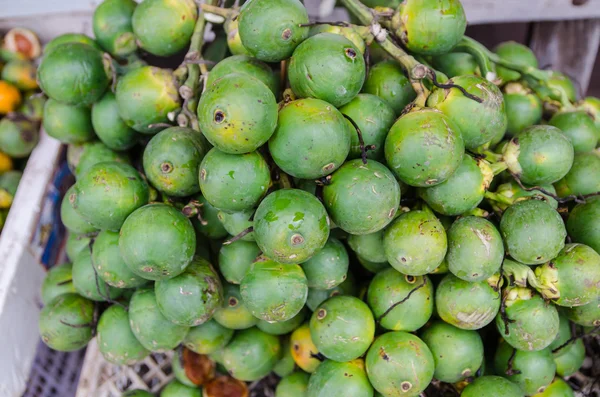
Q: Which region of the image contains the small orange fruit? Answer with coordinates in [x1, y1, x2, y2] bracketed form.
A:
[0, 81, 21, 115]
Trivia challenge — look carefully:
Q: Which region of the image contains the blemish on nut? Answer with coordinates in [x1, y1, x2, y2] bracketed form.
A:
[291, 234, 304, 245]
[317, 309, 327, 320]
[344, 48, 357, 60]
[282, 28, 292, 40]
[322, 163, 335, 172]
[214, 110, 225, 124]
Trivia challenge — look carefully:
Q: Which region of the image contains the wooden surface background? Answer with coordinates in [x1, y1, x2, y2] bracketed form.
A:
[3, 0, 600, 23]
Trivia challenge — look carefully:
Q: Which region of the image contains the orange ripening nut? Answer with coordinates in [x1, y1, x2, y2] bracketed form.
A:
[2, 28, 42, 60]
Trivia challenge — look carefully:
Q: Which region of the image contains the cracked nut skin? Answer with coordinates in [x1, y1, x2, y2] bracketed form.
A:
[367, 269, 433, 332]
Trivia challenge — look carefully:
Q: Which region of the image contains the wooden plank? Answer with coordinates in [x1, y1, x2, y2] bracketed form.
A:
[465, 23, 530, 49]
[311, 0, 600, 24]
[529, 19, 600, 98]
[0, 12, 94, 43]
[0, 0, 98, 19]
[462, 0, 600, 25]
[587, 48, 600, 97]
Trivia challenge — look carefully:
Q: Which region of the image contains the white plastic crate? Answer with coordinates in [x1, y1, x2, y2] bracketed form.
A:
[76, 339, 174, 397]
[0, 2, 597, 397]
[0, 131, 63, 396]
[0, 11, 94, 397]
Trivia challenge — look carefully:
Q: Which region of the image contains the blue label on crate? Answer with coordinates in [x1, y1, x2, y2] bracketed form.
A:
[34, 160, 73, 269]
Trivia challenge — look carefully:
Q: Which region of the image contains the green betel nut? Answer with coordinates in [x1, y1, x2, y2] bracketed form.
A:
[253, 188, 330, 264]
[38, 43, 109, 105]
[384, 108, 464, 187]
[240, 257, 308, 322]
[238, 0, 309, 62]
[288, 33, 365, 108]
[197, 73, 278, 154]
[119, 204, 196, 281]
[323, 159, 400, 235]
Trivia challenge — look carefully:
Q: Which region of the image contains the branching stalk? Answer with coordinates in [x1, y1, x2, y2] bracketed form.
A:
[179, 9, 208, 131]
